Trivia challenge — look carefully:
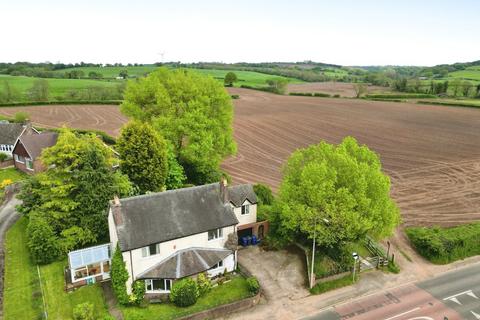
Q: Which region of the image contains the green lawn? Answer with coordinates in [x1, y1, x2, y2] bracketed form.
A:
[0, 74, 121, 101]
[121, 276, 252, 320]
[3, 217, 111, 320]
[449, 66, 480, 81]
[310, 274, 356, 295]
[0, 167, 26, 182]
[188, 68, 304, 87]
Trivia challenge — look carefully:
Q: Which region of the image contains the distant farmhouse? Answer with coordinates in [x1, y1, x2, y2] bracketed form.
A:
[0, 122, 38, 159]
[12, 131, 58, 174]
[67, 179, 268, 299]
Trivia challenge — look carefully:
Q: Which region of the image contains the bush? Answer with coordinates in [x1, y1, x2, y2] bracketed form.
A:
[289, 92, 313, 97]
[196, 273, 212, 296]
[170, 278, 200, 307]
[313, 92, 331, 97]
[366, 93, 436, 99]
[130, 280, 146, 305]
[72, 302, 95, 320]
[230, 94, 240, 99]
[111, 245, 130, 305]
[406, 223, 480, 264]
[27, 214, 59, 264]
[14, 112, 29, 123]
[0, 153, 8, 162]
[246, 277, 260, 295]
[333, 94, 340, 98]
[253, 183, 274, 206]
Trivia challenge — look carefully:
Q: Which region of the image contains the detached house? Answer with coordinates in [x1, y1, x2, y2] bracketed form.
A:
[12, 131, 58, 174]
[104, 179, 266, 298]
[0, 122, 38, 159]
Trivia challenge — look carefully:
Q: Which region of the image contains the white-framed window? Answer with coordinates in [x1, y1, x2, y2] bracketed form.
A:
[208, 228, 223, 241]
[141, 243, 160, 257]
[209, 259, 224, 270]
[241, 204, 250, 215]
[26, 158, 34, 171]
[145, 279, 172, 293]
[15, 154, 25, 163]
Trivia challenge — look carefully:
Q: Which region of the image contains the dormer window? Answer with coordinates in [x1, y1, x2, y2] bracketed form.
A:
[141, 243, 160, 257]
[241, 204, 250, 215]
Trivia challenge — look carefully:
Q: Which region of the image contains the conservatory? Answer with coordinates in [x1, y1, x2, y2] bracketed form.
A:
[67, 243, 111, 286]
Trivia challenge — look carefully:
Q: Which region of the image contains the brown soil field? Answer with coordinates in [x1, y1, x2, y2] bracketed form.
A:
[222, 88, 480, 227]
[2, 91, 479, 227]
[288, 82, 389, 97]
[0, 105, 127, 136]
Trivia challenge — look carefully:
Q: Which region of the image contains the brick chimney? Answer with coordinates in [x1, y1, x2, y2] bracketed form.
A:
[219, 176, 229, 204]
[112, 195, 123, 225]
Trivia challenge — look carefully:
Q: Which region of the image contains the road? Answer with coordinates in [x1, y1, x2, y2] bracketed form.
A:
[305, 264, 480, 320]
[0, 197, 21, 319]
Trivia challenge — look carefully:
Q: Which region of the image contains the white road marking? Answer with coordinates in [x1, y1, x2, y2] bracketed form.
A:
[472, 311, 480, 319]
[383, 307, 420, 320]
[443, 289, 478, 305]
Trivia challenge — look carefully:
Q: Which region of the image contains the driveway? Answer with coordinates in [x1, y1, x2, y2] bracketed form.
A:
[0, 197, 21, 319]
[239, 246, 310, 300]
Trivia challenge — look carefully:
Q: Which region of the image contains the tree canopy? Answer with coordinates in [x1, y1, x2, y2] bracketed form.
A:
[121, 68, 236, 184]
[18, 128, 132, 263]
[277, 137, 400, 247]
[224, 72, 238, 87]
[117, 121, 169, 193]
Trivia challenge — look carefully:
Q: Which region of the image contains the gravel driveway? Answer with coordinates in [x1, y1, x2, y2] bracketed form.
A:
[238, 245, 309, 301]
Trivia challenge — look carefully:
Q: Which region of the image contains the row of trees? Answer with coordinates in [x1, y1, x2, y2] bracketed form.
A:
[392, 78, 480, 97]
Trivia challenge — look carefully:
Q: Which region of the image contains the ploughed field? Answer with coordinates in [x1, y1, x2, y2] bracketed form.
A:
[0, 105, 128, 137]
[222, 88, 480, 227]
[1, 90, 480, 227]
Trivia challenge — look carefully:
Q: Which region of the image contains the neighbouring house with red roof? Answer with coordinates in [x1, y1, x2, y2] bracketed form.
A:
[12, 131, 58, 174]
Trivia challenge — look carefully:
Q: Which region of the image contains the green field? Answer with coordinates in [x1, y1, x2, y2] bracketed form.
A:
[3, 217, 110, 320]
[188, 68, 304, 87]
[0, 74, 120, 101]
[57, 65, 158, 78]
[448, 66, 480, 81]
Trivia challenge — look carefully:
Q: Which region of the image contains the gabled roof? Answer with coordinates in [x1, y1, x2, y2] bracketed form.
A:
[137, 247, 232, 279]
[113, 183, 241, 252]
[0, 123, 25, 145]
[17, 132, 58, 159]
[228, 184, 257, 207]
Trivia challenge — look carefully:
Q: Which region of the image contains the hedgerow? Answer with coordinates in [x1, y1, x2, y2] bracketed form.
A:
[406, 223, 480, 264]
[366, 94, 436, 99]
[0, 100, 122, 107]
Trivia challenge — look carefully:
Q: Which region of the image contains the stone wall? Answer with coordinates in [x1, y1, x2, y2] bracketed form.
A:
[0, 160, 13, 169]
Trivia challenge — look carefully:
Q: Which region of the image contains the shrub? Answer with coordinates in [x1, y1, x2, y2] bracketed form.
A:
[246, 277, 260, 295]
[170, 278, 200, 307]
[0, 153, 8, 162]
[253, 183, 274, 206]
[231, 94, 240, 99]
[406, 223, 480, 264]
[313, 92, 331, 97]
[366, 93, 436, 99]
[111, 245, 130, 305]
[196, 273, 212, 296]
[14, 112, 29, 124]
[72, 302, 95, 320]
[289, 92, 313, 96]
[27, 214, 59, 264]
[333, 94, 340, 98]
[130, 280, 146, 305]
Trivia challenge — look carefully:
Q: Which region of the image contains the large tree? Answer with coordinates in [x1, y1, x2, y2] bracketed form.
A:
[277, 137, 400, 247]
[117, 121, 171, 193]
[18, 129, 132, 263]
[121, 68, 236, 184]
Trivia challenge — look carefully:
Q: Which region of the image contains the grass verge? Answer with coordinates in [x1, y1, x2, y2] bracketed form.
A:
[121, 275, 252, 320]
[3, 217, 110, 320]
[310, 274, 356, 295]
[418, 99, 480, 108]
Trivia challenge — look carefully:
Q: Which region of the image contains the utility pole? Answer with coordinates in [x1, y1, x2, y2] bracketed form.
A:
[310, 216, 317, 289]
[352, 252, 359, 282]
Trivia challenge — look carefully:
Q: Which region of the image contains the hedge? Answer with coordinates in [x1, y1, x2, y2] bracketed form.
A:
[0, 100, 122, 107]
[417, 100, 480, 109]
[288, 92, 331, 98]
[406, 222, 480, 264]
[365, 94, 436, 99]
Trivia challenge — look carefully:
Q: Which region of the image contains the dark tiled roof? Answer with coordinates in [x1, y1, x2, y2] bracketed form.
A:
[114, 183, 240, 251]
[0, 123, 24, 145]
[19, 132, 58, 159]
[228, 184, 257, 206]
[137, 248, 232, 279]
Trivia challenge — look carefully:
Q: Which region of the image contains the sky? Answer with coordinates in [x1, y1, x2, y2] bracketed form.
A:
[1, 0, 479, 66]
